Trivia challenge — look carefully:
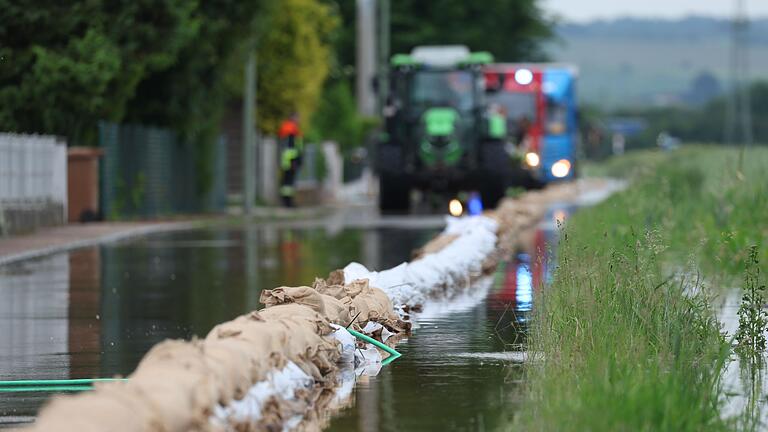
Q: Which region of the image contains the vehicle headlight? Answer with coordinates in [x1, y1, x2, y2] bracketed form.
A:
[449, 199, 463, 217]
[525, 152, 540, 167]
[514, 69, 533, 86]
[551, 159, 571, 178]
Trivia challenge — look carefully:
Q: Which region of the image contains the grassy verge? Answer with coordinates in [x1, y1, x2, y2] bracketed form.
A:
[518, 145, 768, 430]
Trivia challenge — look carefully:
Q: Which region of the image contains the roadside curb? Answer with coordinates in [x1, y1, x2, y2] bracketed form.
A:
[0, 206, 339, 268]
[0, 222, 200, 267]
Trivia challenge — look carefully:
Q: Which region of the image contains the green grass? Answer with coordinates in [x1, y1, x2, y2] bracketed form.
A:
[517, 145, 768, 430]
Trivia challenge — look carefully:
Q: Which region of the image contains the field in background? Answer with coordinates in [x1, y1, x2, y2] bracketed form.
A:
[549, 18, 768, 108]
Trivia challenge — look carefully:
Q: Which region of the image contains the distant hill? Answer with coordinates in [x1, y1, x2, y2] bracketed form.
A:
[547, 16, 768, 109]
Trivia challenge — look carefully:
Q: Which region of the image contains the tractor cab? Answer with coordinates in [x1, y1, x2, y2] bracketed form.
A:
[378, 46, 509, 212]
[386, 46, 493, 170]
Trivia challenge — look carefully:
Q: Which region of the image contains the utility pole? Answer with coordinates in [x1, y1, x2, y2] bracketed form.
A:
[243, 50, 256, 215]
[356, 0, 377, 116]
[377, 0, 390, 114]
[725, 0, 753, 148]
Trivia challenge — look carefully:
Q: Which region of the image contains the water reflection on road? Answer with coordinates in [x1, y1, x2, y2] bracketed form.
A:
[326, 205, 573, 432]
[0, 205, 573, 430]
[0, 221, 436, 427]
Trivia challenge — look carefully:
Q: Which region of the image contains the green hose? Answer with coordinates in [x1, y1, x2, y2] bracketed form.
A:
[0, 385, 94, 393]
[0, 329, 401, 395]
[347, 328, 402, 365]
[0, 378, 126, 387]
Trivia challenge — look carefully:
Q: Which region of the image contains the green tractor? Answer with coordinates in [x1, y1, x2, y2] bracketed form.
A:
[377, 45, 509, 212]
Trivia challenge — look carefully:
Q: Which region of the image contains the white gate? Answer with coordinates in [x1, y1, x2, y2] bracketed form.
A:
[0, 133, 68, 232]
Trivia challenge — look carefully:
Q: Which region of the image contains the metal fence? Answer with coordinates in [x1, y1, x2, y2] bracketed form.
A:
[0, 133, 67, 211]
[99, 123, 227, 219]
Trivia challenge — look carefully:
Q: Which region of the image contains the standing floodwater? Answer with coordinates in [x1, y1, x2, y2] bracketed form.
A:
[0, 206, 570, 430]
[327, 207, 567, 431]
[0, 222, 436, 427]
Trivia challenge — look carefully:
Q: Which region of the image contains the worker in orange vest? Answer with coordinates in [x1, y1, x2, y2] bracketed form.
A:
[278, 113, 303, 207]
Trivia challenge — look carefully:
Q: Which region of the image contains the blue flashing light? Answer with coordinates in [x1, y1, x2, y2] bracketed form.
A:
[468, 192, 483, 216]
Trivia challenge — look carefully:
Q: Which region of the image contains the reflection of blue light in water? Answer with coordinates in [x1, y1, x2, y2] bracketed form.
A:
[516, 255, 533, 312]
[468, 192, 483, 216]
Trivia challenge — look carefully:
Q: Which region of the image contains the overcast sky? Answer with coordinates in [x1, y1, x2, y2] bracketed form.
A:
[543, 0, 768, 22]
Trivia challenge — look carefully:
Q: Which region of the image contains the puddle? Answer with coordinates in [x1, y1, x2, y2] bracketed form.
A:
[716, 290, 768, 427]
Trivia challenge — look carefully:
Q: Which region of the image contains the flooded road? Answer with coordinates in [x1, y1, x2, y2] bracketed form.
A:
[327, 209, 565, 431]
[0, 207, 569, 430]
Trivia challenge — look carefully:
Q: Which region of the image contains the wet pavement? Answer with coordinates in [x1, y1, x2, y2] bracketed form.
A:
[0, 206, 569, 430]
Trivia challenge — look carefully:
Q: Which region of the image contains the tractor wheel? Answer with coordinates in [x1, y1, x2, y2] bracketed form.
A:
[378, 145, 410, 213]
[479, 141, 510, 209]
[379, 174, 410, 213]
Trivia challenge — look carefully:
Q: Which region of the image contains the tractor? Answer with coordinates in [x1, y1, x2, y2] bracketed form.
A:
[377, 46, 509, 212]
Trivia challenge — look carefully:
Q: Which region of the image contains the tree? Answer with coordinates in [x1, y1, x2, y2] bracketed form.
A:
[254, 0, 339, 134]
[391, 0, 552, 60]
[123, 1, 267, 135]
[312, 0, 553, 153]
[121, 1, 268, 194]
[0, 0, 199, 144]
[331, 0, 553, 72]
[309, 79, 376, 154]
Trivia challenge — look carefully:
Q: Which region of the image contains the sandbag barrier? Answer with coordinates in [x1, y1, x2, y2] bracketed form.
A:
[20, 179, 608, 432]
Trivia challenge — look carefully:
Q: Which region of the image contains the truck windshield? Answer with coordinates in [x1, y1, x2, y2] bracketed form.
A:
[488, 92, 537, 124]
[410, 70, 474, 112]
[488, 91, 537, 140]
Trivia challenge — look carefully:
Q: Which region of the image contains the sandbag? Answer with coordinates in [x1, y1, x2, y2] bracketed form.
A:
[312, 277, 348, 300]
[342, 279, 370, 298]
[27, 388, 158, 432]
[203, 337, 276, 400]
[260, 286, 323, 311]
[128, 340, 219, 430]
[260, 286, 351, 325]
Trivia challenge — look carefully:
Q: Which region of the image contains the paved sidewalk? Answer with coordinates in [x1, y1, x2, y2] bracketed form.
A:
[0, 222, 198, 266]
[0, 206, 335, 267]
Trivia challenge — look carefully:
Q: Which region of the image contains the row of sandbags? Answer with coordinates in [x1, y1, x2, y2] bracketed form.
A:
[347, 180, 597, 315]
[22, 277, 407, 432]
[413, 180, 592, 264]
[22, 181, 593, 432]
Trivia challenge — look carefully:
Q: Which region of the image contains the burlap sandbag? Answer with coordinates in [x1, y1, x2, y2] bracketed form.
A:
[128, 340, 219, 430]
[256, 316, 339, 380]
[338, 280, 409, 333]
[326, 269, 345, 286]
[349, 288, 400, 326]
[320, 294, 351, 325]
[26, 388, 158, 432]
[203, 338, 273, 401]
[207, 312, 291, 356]
[205, 311, 300, 385]
[312, 277, 348, 300]
[260, 286, 351, 325]
[260, 286, 323, 311]
[257, 304, 334, 336]
[342, 279, 369, 298]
